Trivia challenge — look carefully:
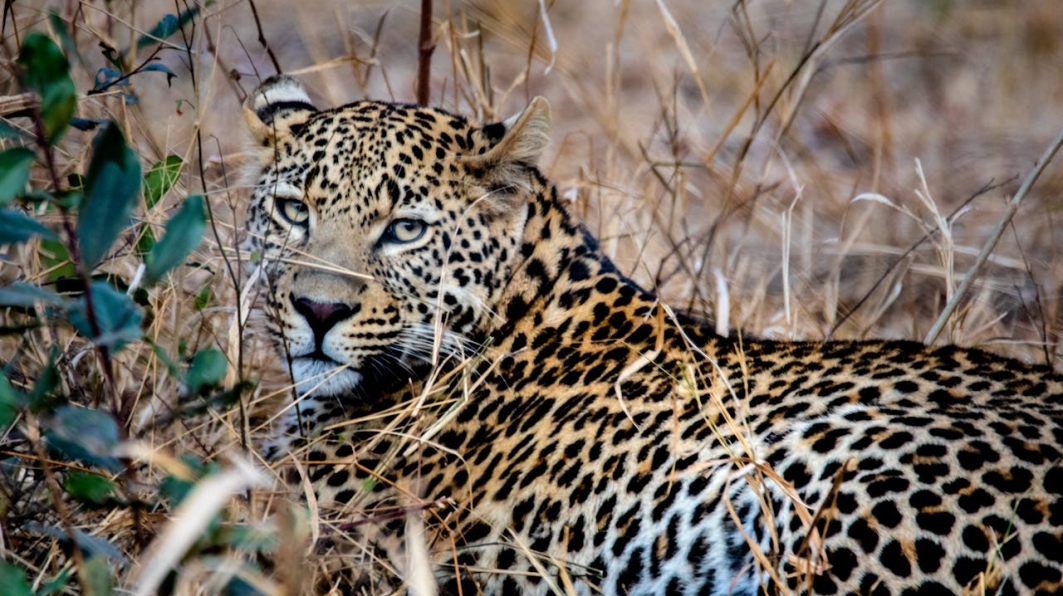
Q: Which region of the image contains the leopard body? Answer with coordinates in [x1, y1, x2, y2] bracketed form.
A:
[243, 76, 1063, 595]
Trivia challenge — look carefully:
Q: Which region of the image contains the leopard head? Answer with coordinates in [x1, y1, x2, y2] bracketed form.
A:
[243, 76, 551, 399]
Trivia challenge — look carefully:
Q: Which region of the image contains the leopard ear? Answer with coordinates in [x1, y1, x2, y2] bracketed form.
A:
[469, 97, 551, 167]
[244, 75, 317, 146]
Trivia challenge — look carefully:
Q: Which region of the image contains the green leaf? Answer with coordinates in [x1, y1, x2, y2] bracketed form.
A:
[70, 118, 102, 132]
[0, 372, 27, 428]
[159, 380, 252, 424]
[17, 32, 76, 144]
[149, 342, 183, 379]
[0, 559, 34, 596]
[142, 62, 176, 87]
[142, 14, 178, 45]
[44, 405, 122, 472]
[92, 67, 124, 92]
[185, 348, 228, 397]
[0, 121, 26, 140]
[135, 224, 156, 258]
[160, 474, 195, 506]
[39, 237, 76, 280]
[38, 568, 72, 596]
[23, 522, 128, 563]
[78, 122, 141, 270]
[99, 43, 121, 69]
[0, 281, 68, 308]
[144, 195, 205, 286]
[30, 188, 82, 210]
[159, 454, 214, 506]
[0, 147, 36, 204]
[136, 8, 200, 49]
[82, 557, 114, 596]
[0, 208, 56, 244]
[48, 13, 80, 60]
[193, 287, 213, 311]
[143, 155, 182, 209]
[227, 524, 277, 553]
[22, 190, 56, 204]
[27, 349, 61, 414]
[68, 281, 144, 352]
[223, 573, 268, 596]
[65, 471, 116, 504]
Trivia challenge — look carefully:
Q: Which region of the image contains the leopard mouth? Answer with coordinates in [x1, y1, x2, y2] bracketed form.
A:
[289, 354, 363, 397]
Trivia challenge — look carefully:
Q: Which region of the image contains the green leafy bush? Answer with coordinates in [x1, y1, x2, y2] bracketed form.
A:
[0, 16, 273, 596]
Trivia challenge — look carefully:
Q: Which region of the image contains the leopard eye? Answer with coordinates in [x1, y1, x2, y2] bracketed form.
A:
[382, 219, 426, 244]
[276, 198, 310, 225]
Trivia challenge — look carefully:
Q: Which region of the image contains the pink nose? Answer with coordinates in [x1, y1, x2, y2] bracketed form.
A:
[292, 296, 355, 341]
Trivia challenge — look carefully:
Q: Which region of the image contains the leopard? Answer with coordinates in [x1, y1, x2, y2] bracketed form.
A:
[243, 75, 1063, 595]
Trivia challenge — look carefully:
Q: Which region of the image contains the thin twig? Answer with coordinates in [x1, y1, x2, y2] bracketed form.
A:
[416, 0, 434, 104]
[247, 0, 282, 74]
[924, 126, 1063, 344]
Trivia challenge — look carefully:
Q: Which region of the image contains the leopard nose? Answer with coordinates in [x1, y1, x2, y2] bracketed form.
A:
[292, 296, 355, 341]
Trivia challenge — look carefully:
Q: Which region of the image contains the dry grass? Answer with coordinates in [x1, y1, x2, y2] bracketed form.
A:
[2, 0, 1063, 593]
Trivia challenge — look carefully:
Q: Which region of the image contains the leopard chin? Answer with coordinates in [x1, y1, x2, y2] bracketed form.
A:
[289, 357, 363, 398]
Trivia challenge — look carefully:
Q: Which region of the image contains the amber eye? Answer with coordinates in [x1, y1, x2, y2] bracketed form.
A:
[382, 219, 426, 244]
[276, 198, 310, 225]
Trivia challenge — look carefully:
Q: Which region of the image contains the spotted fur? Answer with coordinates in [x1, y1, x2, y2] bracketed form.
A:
[244, 76, 1063, 595]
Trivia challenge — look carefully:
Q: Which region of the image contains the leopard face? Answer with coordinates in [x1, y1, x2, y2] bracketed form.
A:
[244, 76, 548, 399]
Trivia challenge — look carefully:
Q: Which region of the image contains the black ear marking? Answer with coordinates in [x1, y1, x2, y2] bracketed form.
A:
[244, 75, 319, 146]
[255, 100, 317, 127]
[455, 98, 552, 218]
[481, 121, 507, 144]
[463, 97, 552, 168]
